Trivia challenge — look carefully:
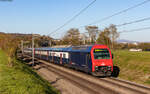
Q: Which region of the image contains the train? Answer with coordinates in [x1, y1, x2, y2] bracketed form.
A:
[24, 44, 114, 76]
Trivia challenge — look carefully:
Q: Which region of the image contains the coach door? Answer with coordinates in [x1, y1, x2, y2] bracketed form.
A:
[52, 53, 54, 62]
[85, 53, 91, 72]
[85, 54, 88, 72]
[60, 53, 62, 64]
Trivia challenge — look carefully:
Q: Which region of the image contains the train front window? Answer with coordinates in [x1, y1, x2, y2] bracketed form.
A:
[93, 49, 110, 59]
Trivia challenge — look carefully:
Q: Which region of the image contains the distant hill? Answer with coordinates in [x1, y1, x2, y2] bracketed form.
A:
[0, 32, 44, 39]
[117, 39, 139, 44]
[0, 32, 5, 34]
[0, 32, 40, 36]
[117, 39, 150, 43]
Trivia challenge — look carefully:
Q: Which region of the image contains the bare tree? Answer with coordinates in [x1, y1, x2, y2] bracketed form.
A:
[62, 28, 81, 45]
[80, 33, 88, 45]
[85, 26, 99, 44]
[96, 28, 111, 48]
[109, 24, 119, 49]
[96, 24, 119, 49]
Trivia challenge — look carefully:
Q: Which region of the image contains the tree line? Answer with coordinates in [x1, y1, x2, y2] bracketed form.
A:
[1, 23, 150, 55]
[56, 24, 119, 49]
[0, 33, 20, 67]
[54, 24, 150, 51]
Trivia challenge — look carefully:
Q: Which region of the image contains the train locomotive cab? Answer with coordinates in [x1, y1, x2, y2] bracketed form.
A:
[91, 45, 113, 76]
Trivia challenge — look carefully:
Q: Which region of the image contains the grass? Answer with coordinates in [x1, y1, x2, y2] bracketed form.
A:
[0, 50, 59, 94]
[113, 50, 150, 86]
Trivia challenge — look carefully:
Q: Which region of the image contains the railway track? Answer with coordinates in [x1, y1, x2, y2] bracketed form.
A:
[106, 78, 150, 94]
[39, 63, 116, 94]
[21, 55, 150, 94]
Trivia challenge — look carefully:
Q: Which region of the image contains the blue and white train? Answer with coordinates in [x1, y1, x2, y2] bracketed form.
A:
[24, 45, 114, 76]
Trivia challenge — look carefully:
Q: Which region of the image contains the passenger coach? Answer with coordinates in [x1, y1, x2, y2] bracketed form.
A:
[24, 45, 114, 76]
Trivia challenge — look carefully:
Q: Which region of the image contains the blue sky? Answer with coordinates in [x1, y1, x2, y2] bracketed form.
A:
[0, 0, 150, 42]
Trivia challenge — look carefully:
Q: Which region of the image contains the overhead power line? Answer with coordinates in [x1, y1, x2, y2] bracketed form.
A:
[116, 17, 150, 27]
[58, 17, 150, 37]
[48, 0, 96, 36]
[119, 26, 150, 33]
[78, 0, 150, 28]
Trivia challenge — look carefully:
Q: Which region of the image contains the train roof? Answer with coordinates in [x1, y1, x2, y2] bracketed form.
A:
[33, 44, 107, 53]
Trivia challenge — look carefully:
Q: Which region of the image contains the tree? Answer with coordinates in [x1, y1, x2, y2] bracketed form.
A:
[80, 33, 88, 45]
[85, 26, 99, 44]
[0, 33, 20, 67]
[138, 43, 150, 51]
[109, 24, 119, 49]
[62, 28, 81, 45]
[96, 24, 119, 49]
[33, 35, 53, 47]
[96, 28, 111, 48]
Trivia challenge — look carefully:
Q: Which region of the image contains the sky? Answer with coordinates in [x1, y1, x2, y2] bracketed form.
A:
[0, 0, 150, 42]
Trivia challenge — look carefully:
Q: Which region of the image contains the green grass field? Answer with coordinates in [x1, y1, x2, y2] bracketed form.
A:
[0, 50, 59, 94]
[113, 50, 150, 86]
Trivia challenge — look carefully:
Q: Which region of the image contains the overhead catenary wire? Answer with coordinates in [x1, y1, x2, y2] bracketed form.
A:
[73, 17, 150, 35]
[48, 0, 96, 36]
[78, 0, 150, 28]
[53, 0, 150, 38]
[53, 16, 150, 38]
[119, 26, 150, 33]
[116, 17, 150, 27]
